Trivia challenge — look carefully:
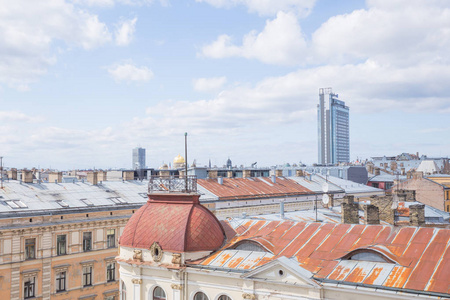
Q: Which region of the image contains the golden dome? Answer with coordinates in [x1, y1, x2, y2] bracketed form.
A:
[173, 154, 185, 164]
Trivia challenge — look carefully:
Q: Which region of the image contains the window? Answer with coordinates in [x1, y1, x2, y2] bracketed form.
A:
[218, 296, 232, 300]
[24, 277, 35, 299]
[83, 232, 92, 252]
[107, 263, 115, 282]
[83, 266, 92, 287]
[107, 229, 115, 248]
[56, 271, 66, 292]
[193, 292, 208, 300]
[57, 235, 66, 256]
[25, 238, 35, 260]
[106, 296, 116, 300]
[153, 286, 166, 300]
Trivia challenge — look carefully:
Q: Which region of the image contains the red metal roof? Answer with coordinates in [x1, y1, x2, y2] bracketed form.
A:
[197, 177, 312, 200]
[119, 193, 225, 252]
[192, 219, 450, 296]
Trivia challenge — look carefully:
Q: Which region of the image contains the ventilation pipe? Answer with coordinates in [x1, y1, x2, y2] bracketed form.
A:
[218, 176, 223, 185]
[280, 200, 285, 219]
[271, 175, 276, 184]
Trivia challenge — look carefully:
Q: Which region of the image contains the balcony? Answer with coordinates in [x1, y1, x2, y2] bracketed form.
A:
[148, 176, 197, 194]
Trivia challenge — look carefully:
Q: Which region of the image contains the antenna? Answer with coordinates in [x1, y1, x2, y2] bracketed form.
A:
[0, 156, 3, 189]
[184, 132, 188, 192]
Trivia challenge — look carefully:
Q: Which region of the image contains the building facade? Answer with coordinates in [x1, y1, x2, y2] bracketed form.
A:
[318, 88, 350, 165]
[132, 147, 146, 170]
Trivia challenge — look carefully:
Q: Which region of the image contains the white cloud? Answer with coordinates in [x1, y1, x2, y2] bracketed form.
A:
[201, 11, 307, 65]
[108, 63, 154, 82]
[193, 76, 227, 92]
[0, 0, 112, 90]
[0, 111, 43, 123]
[115, 17, 137, 46]
[195, 0, 316, 17]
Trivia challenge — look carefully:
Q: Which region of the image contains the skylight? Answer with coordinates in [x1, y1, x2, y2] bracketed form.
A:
[56, 200, 69, 208]
[5, 200, 28, 209]
[110, 197, 126, 204]
[81, 199, 94, 206]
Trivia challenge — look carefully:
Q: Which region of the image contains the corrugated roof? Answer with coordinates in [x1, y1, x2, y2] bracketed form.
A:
[197, 177, 312, 200]
[192, 219, 450, 296]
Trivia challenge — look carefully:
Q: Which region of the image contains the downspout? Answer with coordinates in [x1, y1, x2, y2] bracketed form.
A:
[184, 269, 188, 300]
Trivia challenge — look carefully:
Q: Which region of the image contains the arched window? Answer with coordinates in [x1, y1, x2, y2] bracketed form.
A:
[218, 295, 232, 300]
[153, 286, 166, 300]
[121, 281, 127, 300]
[194, 292, 208, 300]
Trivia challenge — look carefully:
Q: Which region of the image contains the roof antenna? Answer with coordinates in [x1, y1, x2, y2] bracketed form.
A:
[185, 132, 188, 192]
[0, 156, 3, 189]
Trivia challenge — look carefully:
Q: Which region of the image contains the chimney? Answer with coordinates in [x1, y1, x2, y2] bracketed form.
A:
[275, 169, 283, 177]
[407, 171, 412, 179]
[22, 170, 34, 183]
[364, 205, 380, 224]
[280, 200, 285, 219]
[341, 196, 359, 224]
[7, 168, 17, 180]
[227, 170, 233, 178]
[98, 170, 107, 182]
[208, 170, 218, 179]
[218, 176, 223, 185]
[412, 171, 423, 179]
[409, 204, 425, 226]
[122, 171, 135, 181]
[242, 170, 251, 178]
[48, 172, 62, 183]
[87, 171, 98, 185]
[401, 168, 406, 175]
[271, 175, 276, 183]
[295, 169, 304, 177]
[375, 168, 381, 175]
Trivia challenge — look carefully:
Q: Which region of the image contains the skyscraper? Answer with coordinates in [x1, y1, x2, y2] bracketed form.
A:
[132, 147, 146, 170]
[318, 88, 350, 165]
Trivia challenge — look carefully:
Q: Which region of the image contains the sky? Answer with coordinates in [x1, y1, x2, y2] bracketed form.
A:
[1, 0, 450, 170]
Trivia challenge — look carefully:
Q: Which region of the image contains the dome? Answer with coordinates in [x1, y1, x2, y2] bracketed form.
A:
[174, 154, 185, 164]
[159, 163, 169, 170]
[119, 193, 225, 252]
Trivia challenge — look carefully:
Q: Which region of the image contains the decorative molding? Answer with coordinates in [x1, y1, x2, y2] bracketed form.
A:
[131, 278, 142, 284]
[171, 253, 181, 265]
[243, 293, 256, 300]
[171, 283, 182, 290]
[150, 242, 163, 262]
[132, 249, 143, 262]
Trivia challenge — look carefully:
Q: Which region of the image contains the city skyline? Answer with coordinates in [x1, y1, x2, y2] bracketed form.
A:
[1, 1, 450, 169]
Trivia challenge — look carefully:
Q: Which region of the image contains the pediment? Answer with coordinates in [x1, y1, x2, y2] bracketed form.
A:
[241, 256, 319, 287]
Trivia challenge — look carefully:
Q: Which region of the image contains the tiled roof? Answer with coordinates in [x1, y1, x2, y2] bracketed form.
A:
[119, 193, 225, 252]
[197, 177, 312, 200]
[191, 219, 450, 296]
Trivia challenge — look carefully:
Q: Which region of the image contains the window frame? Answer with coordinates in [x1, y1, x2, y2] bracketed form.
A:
[23, 276, 35, 299]
[57, 235, 67, 256]
[83, 232, 92, 252]
[82, 265, 93, 287]
[193, 291, 209, 300]
[106, 262, 116, 282]
[107, 229, 116, 248]
[25, 238, 36, 260]
[153, 286, 166, 300]
[56, 271, 66, 292]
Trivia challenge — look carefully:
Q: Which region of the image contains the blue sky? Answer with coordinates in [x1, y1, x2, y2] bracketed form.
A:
[0, 0, 449, 170]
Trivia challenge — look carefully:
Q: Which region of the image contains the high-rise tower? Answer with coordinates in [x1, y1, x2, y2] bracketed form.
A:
[132, 147, 146, 170]
[318, 88, 349, 165]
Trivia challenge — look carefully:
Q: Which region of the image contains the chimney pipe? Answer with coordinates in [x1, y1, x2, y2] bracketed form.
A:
[271, 175, 276, 183]
[218, 176, 223, 185]
[409, 204, 425, 226]
[280, 200, 285, 219]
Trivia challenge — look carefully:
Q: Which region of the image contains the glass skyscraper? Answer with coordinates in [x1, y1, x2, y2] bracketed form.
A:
[132, 147, 146, 170]
[318, 88, 350, 165]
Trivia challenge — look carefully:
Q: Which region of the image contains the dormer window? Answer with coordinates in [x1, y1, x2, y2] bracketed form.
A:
[343, 249, 394, 263]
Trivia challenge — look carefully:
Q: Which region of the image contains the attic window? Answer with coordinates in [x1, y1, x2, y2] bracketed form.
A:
[344, 250, 394, 263]
[110, 197, 126, 204]
[5, 200, 28, 209]
[233, 241, 268, 252]
[81, 199, 94, 206]
[56, 200, 69, 208]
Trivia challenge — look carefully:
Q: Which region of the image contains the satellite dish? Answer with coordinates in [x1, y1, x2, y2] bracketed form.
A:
[322, 182, 329, 193]
[322, 194, 329, 205]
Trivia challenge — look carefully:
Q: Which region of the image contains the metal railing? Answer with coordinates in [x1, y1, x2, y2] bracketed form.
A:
[148, 175, 197, 193]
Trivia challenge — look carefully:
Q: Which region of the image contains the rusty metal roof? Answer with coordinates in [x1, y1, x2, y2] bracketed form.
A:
[191, 219, 450, 296]
[197, 177, 312, 200]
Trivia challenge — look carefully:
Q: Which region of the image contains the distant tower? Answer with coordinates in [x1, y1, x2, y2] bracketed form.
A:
[226, 158, 232, 169]
[132, 147, 146, 170]
[318, 88, 350, 165]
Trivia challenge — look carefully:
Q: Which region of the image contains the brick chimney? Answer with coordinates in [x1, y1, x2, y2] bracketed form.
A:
[375, 168, 381, 176]
[409, 204, 425, 226]
[22, 169, 34, 183]
[87, 171, 98, 185]
[98, 170, 107, 182]
[7, 168, 17, 180]
[227, 170, 233, 178]
[296, 169, 304, 177]
[275, 169, 283, 177]
[122, 171, 135, 181]
[364, 205, 380, 225]
[242, 170, 251, 178]
[208, 170, 218, 179]
[49, 172, 62, 183]
[341, 196, 359, 224]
